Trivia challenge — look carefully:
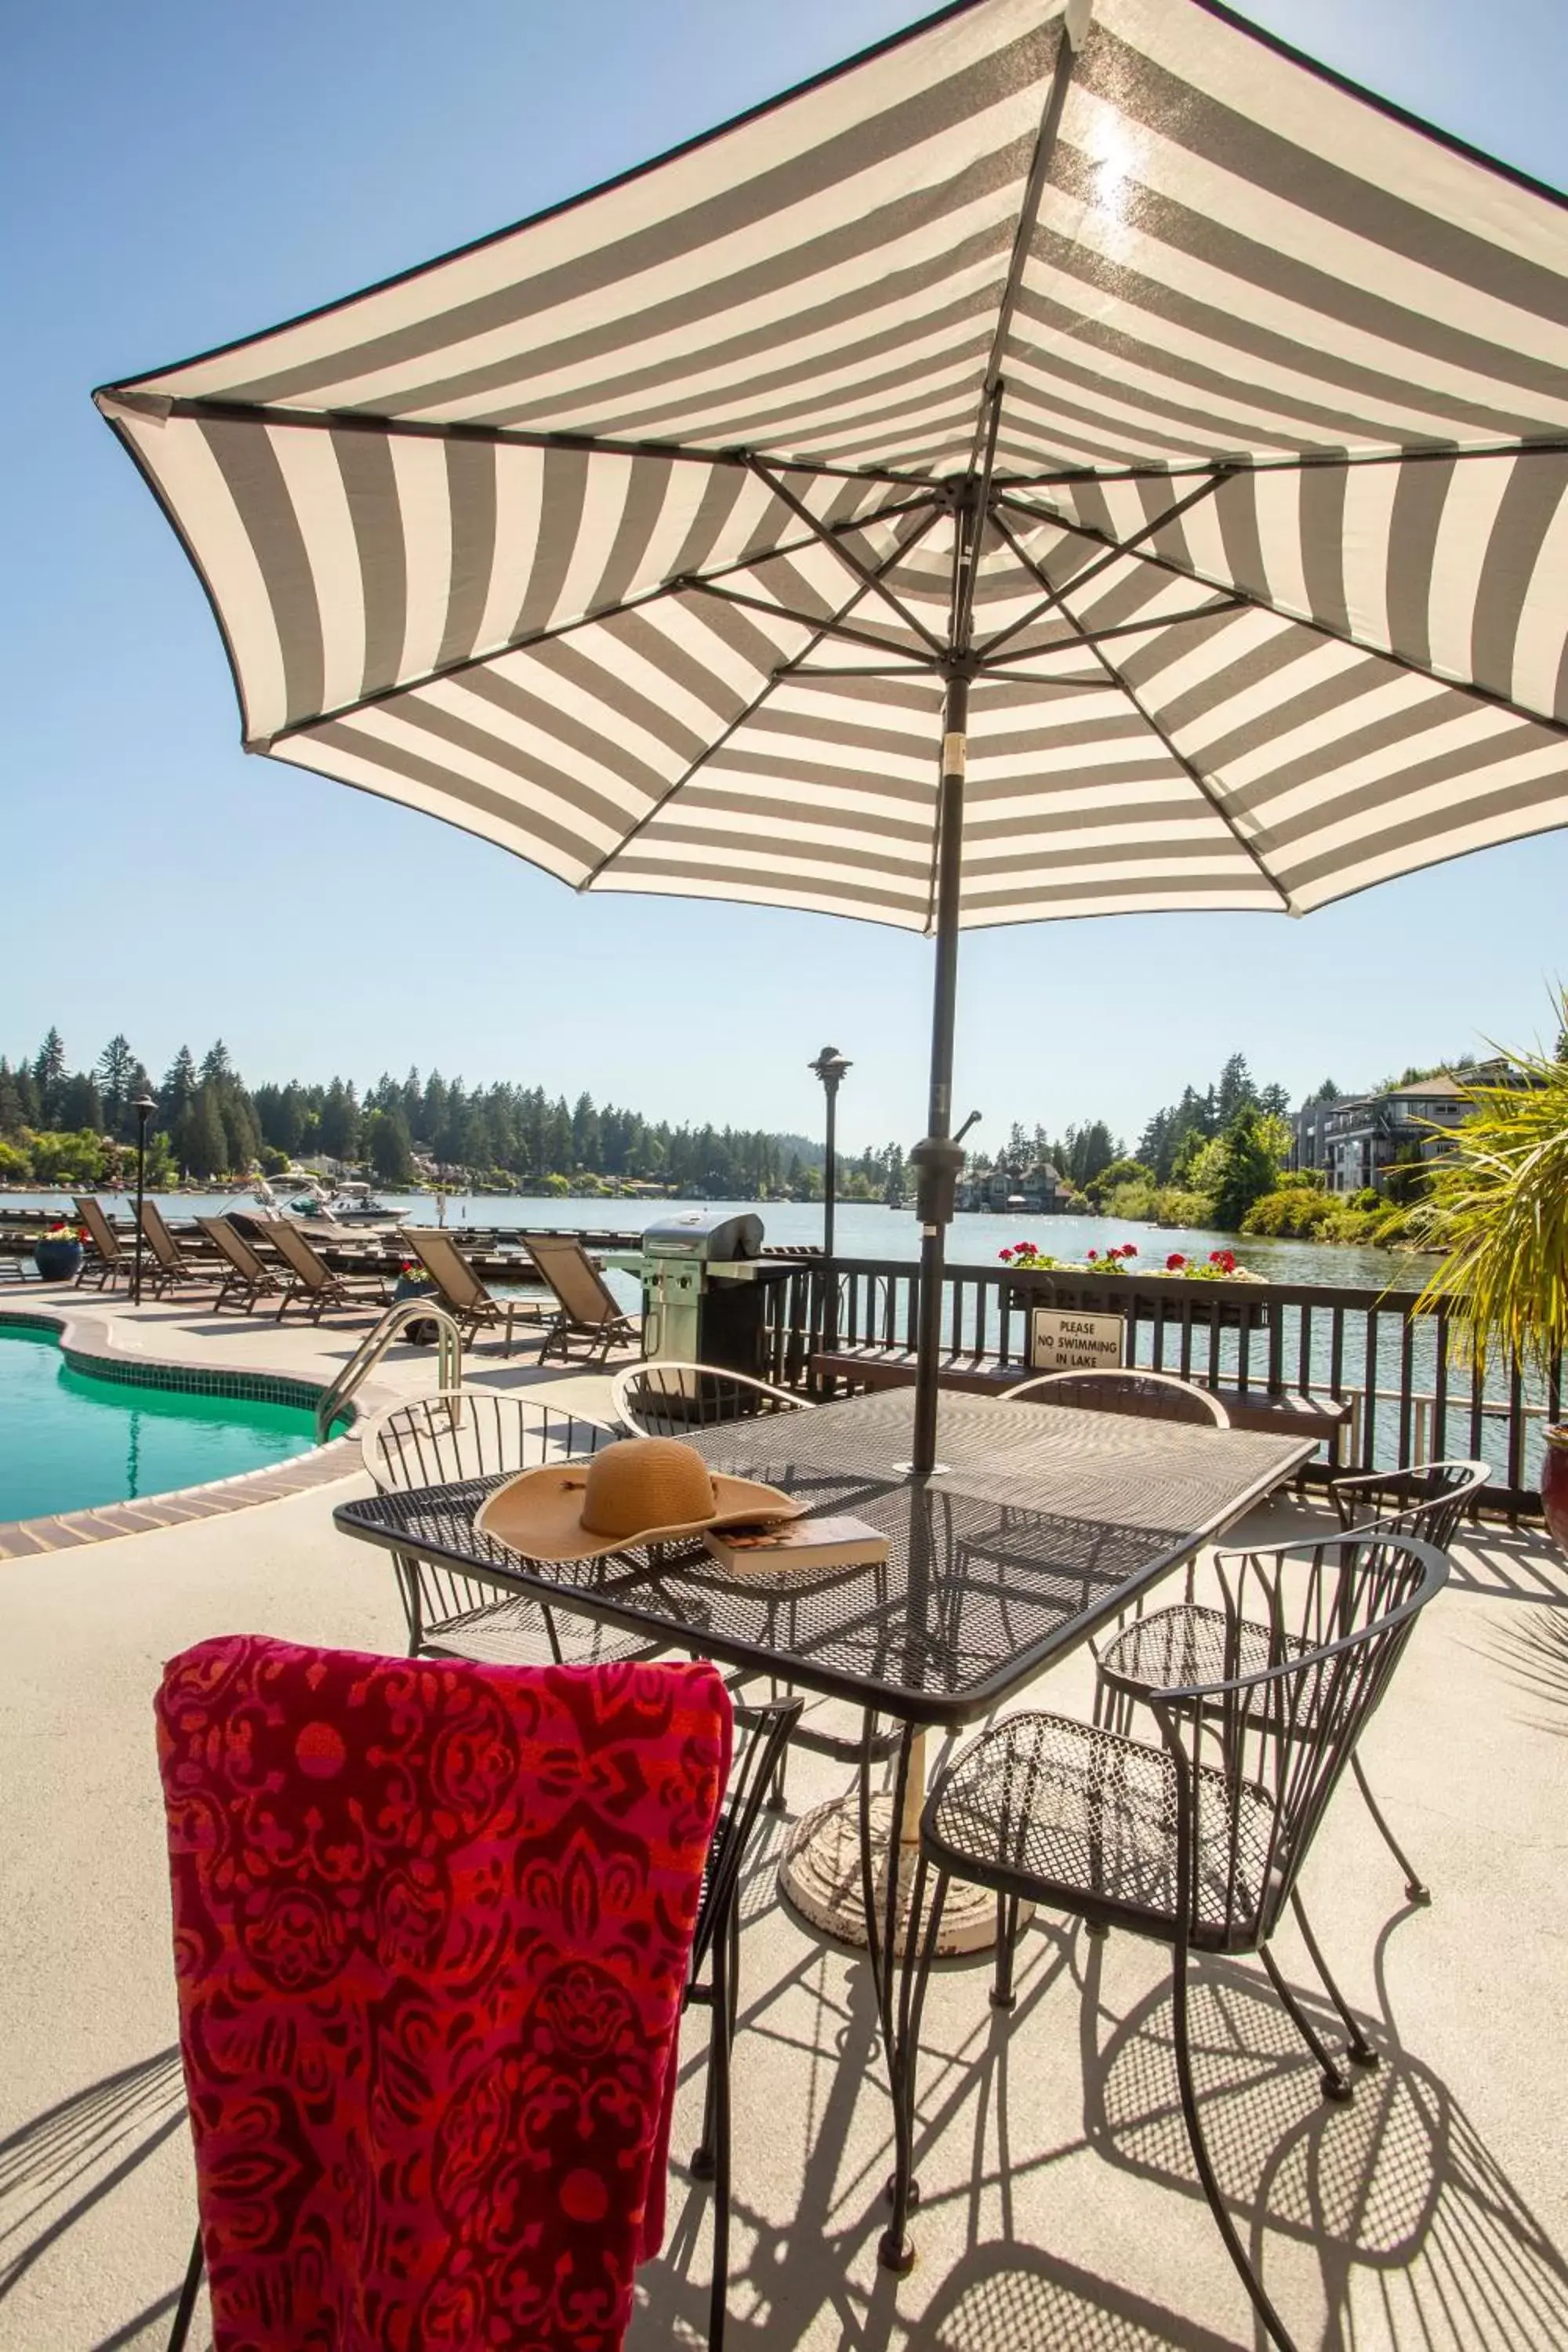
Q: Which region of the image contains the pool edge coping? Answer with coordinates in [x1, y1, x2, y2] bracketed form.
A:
[0, 1303, 397, 1560]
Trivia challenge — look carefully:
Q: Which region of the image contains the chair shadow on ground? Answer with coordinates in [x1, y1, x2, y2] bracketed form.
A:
[0, 2045, 194, 2347]
[642, 1880, 1568, 2352]
[1080, 1947, 1568, 2350]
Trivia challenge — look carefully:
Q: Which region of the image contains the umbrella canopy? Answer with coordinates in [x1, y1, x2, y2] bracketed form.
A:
[97, 0, 1568, 1469]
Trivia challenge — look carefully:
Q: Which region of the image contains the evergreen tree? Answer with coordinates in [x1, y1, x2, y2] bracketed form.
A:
[32, 1027, 67, 1121]
[95, 1035, 136, 1135]
[162, 1046, 198, 1125]
[0, 1062, 23, 1136]
[1211, 1105, 1280, 1230]
[1216, 1052, 1254, 1124]
[58, 1073, 103, 1131]
[180, 1087, 229, 1179]
[366, 1106, 415, 1185]
[318, 1079, 360, 1163]
[200, 1040, 234, 1085]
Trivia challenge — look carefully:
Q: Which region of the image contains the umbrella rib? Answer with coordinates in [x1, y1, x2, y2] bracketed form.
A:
[746, 458, 947, 655]
[681, 579, 942, 666]
[998, 596, 1246, 658]
[966, 0, 1090, 480]
[979, 473, 1229, 659]
[991, 510, 1292, 908]
[104, 391, 939, 490]
[260, 492, 934, 749]
[578, 503, 945, 890]
[993, 490, 1568, 743]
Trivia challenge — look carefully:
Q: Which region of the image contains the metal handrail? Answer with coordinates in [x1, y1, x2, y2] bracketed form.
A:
[314, 1300, 463, 1441]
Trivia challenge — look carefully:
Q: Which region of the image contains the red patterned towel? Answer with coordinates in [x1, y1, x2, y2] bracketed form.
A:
[156, 1635, 731, 2351]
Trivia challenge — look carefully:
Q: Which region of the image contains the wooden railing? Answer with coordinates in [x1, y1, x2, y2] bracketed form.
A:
[759, 1256, 1563, 1516]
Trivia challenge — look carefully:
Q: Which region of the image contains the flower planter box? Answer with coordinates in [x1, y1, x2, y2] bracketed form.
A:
[1004, 1279, 1271, 1331]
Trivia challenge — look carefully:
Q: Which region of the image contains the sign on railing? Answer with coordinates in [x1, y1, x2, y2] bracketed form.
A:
[1029, 1307, 1124, 1371]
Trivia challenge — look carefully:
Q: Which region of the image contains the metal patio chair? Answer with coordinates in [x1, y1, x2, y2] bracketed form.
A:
[1004, 1366, 1231, 1426]
[397, 1226, 545, 1354]
[910, 1530, 1448, 2352]
[524, 1231, 639, 1364]
[194, 1215, 285, 1313]
[361, 1388, 664, 1670]
[1097, 1457, 1490, 1904]
[611, 1359, 815, 1436]
[72, 1196, 129, 1292]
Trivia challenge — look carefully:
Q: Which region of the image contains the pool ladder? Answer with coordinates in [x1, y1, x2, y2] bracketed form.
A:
[314, 1300, 463, 1441]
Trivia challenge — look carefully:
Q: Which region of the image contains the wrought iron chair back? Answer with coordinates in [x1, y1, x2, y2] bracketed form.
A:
[1004, 1367, 1230, 1427]
[612, 1360, 814, 1436]
[361, 1389, 621, 1655]
[1138, 1531, 1448, 1950]
[1329, 1456, 1490, 1550]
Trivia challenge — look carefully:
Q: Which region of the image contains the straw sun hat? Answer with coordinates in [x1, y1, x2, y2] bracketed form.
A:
[475, 1435, 801, 1563]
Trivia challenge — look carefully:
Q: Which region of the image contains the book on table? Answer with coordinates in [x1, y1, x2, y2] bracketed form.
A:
[701, 1514, 888, 1576]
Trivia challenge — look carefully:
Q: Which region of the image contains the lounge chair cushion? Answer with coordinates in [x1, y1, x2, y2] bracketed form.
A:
[156, 1635, 731, 2351]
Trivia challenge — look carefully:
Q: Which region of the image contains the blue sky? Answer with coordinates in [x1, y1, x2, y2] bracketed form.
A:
[4, 0, 1565, 1152]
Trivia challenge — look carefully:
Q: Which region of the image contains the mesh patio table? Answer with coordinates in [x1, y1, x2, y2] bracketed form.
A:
[335, 1388, 1311, 2265]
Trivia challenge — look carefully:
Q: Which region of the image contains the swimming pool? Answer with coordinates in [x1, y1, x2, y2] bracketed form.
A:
[0, 1323, 324, 1523]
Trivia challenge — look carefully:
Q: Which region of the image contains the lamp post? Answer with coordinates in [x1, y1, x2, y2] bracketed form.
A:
[808, 1048, 851, 1376]
[130, 1093, 156, 1305]
[808, 1047, 851, 1261]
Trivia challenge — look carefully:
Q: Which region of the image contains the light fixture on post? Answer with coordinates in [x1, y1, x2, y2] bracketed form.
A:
[130, 1093, 157, 1305]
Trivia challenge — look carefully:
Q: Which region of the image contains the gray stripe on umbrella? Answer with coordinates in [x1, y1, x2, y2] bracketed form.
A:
[198, 416, 323, 728]
[1470, 454, 1568, 702]
[436, 435, 497, 672]
[1076, 24, 1568, 333]
[332, 426, 405, 700]
[204, 26, 1051, 408]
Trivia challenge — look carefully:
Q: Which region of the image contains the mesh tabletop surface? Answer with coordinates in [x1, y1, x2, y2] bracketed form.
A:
[335, 1392, 1310, 1727]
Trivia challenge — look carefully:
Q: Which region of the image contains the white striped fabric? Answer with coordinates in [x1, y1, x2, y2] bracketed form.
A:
[97, 0, 1568, 932]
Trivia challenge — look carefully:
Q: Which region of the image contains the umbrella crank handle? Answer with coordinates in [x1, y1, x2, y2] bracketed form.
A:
[953, 1111, 981, 1146]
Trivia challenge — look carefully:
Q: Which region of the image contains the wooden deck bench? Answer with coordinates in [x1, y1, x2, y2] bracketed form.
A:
[810, 1347, 1352, 1454]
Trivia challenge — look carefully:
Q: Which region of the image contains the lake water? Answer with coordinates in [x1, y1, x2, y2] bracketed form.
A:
[5, 1189, 1420, 1294]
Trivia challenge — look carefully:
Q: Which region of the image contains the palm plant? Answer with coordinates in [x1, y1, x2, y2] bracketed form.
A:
[1410, 993, 1568, 1378]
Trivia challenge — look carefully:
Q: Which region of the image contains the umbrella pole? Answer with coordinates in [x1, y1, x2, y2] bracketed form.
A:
[911, 679, 969, 1477]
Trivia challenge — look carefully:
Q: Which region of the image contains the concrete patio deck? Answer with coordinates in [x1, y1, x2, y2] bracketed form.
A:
[2, 1294, 1564, 2350]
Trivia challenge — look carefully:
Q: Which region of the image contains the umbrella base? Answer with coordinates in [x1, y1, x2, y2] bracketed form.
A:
[779, 1791, 1020, 1956]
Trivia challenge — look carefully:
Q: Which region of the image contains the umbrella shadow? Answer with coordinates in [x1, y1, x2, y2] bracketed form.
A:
[1081, 1960, 1568, 2349]
[1480, 1607, 1568, 1739]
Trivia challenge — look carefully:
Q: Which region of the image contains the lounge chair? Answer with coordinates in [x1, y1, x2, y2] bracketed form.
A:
[524, 1231, 639, 1364]
[197, 1216, 285, 1315]
[73, 1197, 129, 1291]
[267, 1219, 391, 1323]
[397, 1228, 543, 1355]
[136, 1200, 213, 1300]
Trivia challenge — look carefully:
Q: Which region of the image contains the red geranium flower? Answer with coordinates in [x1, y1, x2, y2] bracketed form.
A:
[1166, 1252, 1186, 1270]
[998, 1246, 1014, 1261]
[1087, 1249, 1098, 1261]
[1120, 1243, 1138, 1258]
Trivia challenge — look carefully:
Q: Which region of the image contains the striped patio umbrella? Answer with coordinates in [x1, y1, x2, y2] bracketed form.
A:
[96, 0, 1568, 1471]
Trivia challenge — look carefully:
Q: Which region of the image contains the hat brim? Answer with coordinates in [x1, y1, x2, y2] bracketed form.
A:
[475, 1459, 804, 1563]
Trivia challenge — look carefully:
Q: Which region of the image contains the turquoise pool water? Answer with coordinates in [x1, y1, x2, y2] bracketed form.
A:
[0, 1324, 321, 1523]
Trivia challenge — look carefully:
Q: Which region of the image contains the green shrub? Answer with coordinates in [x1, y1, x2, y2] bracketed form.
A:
[1241, 1187, 1339, 1238]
